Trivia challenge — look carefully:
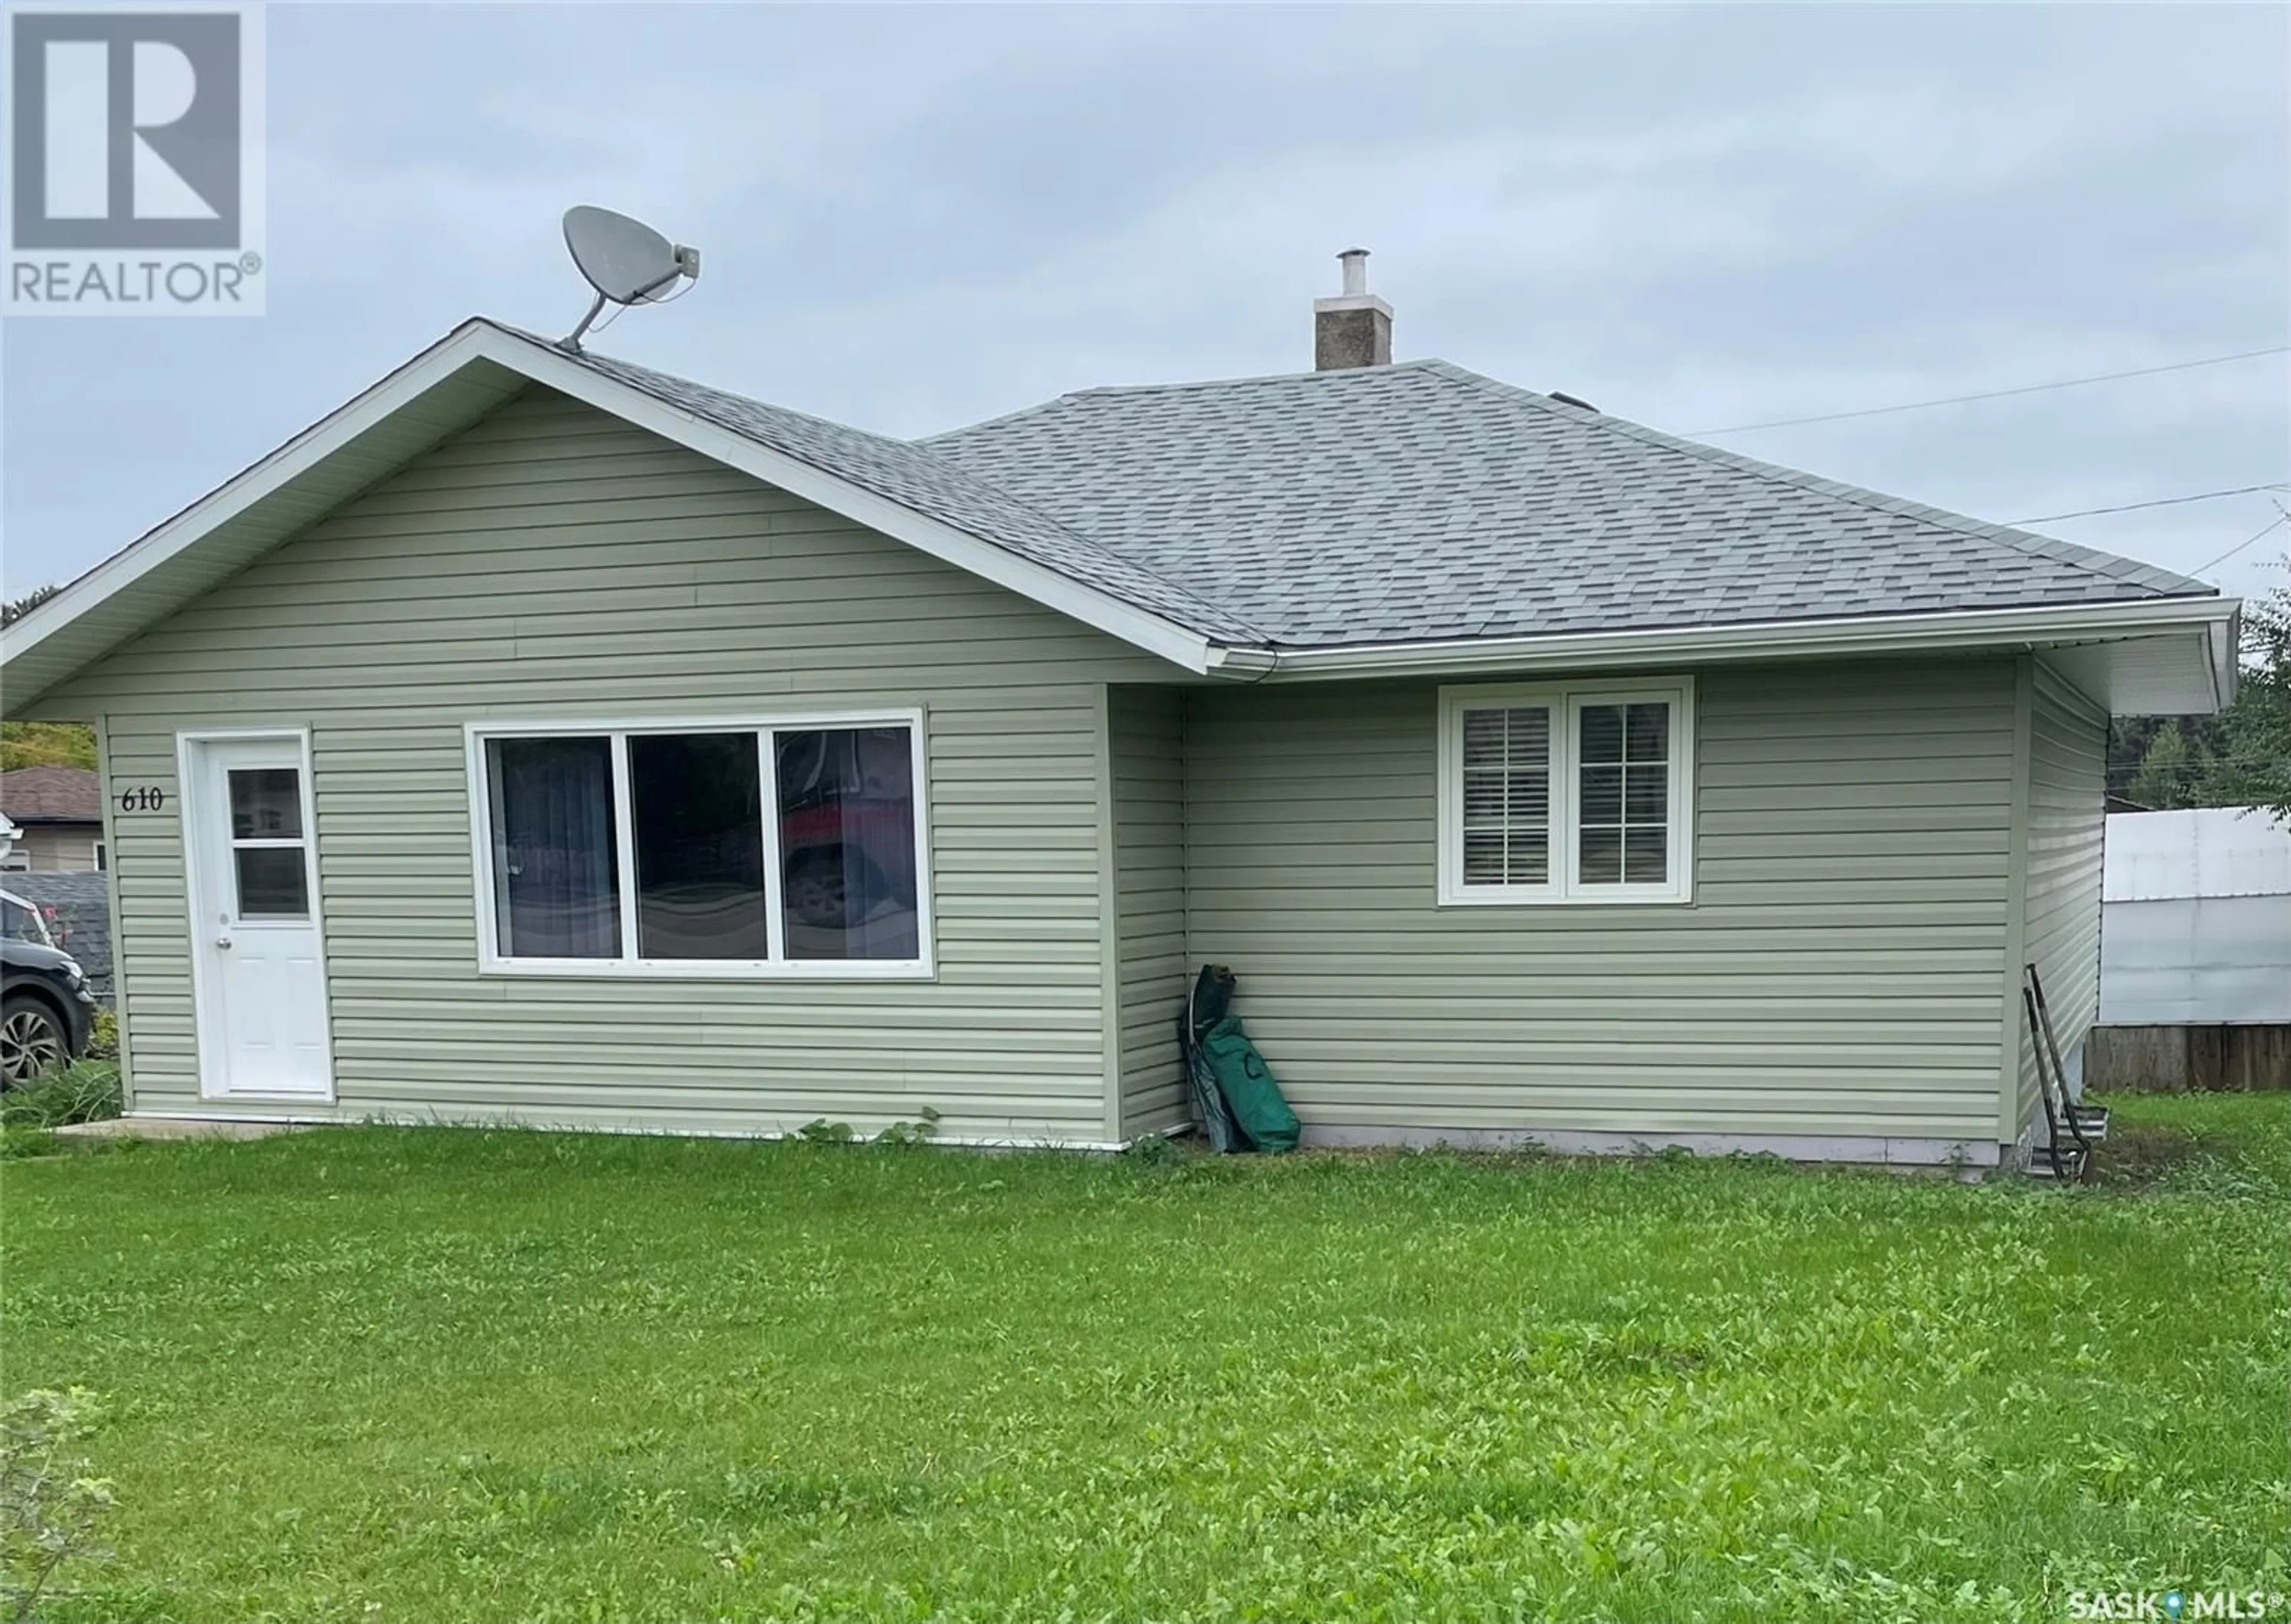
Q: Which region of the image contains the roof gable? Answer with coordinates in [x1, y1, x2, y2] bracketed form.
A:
[1, 321, 1227, 708]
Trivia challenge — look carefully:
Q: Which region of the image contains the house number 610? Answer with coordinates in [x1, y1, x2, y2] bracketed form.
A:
[116, 785, 166, 813]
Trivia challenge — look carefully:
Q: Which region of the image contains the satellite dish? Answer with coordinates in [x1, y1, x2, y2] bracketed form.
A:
[557, 205, 700, 351]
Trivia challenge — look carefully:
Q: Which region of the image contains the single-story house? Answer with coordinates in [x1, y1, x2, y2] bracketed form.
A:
[0, 765, 106, 871]
[0, 258, 2240, 1164]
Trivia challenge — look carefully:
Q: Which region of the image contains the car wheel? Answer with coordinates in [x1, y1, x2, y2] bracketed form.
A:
[1, 995, 67, 1089]
[783, 850, 848, 930]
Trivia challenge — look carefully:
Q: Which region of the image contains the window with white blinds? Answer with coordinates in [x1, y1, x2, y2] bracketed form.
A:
[1438, 679, 1694, 904]
[1459, 705, 1552, 885]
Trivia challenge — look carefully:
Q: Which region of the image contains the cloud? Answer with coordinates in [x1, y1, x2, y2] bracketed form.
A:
[4, 2, 2284, 606]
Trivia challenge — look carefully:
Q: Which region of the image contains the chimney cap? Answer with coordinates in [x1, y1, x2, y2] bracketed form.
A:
[1314, 245, 1390, 319]
[1314, 247, 1392, 369]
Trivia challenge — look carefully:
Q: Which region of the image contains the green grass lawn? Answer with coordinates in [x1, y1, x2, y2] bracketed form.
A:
[4, 1095, 2287, 1623]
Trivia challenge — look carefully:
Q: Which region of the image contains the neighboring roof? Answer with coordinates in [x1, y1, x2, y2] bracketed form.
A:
[925, 359, 2214, 647]
[0, 766, 101, 823]
[2104, 807, 2291, 901]
[0, 315, 2240, 713]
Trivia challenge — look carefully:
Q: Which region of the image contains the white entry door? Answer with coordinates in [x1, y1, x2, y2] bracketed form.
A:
[185, 734, 333, 1100]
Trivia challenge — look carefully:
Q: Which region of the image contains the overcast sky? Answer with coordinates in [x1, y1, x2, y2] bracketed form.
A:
[3, 3, 2286, 610]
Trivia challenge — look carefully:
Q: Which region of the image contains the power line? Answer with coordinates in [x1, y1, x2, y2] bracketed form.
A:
[2192, 512, 2291, 576]
[1690, 345, 2291, 436]
[2009, 484, 2290, 525]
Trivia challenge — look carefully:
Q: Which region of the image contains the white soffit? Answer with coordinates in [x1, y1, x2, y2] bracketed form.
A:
[2040, 631, 2231, 717]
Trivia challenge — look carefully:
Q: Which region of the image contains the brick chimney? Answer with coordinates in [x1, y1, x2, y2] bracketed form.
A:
[1313, 248, 1391, 371]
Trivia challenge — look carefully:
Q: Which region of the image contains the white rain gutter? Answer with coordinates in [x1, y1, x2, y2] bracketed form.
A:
[1207, 595, 2241, 693]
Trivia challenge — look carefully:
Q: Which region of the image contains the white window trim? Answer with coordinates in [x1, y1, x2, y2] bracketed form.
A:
[1437, 675, 1696, 907]
[464, 708, 936, 981]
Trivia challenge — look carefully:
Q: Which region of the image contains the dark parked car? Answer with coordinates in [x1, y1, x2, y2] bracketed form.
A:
[2, 900, 96, 1086]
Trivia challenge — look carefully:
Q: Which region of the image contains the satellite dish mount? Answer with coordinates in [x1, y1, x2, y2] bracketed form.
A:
[557, 205, 700, 351]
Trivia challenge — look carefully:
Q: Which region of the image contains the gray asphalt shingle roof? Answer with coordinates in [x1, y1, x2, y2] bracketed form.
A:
[541, 326, 2214, 652]
[0, 766, 101, 823]
[551, 340, 1268, 642]
[924, 360, 2214, 647]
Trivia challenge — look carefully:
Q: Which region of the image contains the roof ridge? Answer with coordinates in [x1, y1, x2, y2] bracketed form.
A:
[1418, 360, 2217, 600]
[1073, 356, 1450, 398]
[913, 387, 1090, 446]
[924, 358, 1453, 441]
[552, 337, 1279, 645]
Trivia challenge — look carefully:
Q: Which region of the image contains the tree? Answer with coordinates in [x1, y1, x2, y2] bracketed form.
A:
[0, 586, 57, 629]
[2128, 720, 2199, 811]
[2108, 712, 2225, 809]
[1, 585, 97, 772]
[0, 725, 95, 773]
[2203, 552, 2291, 821]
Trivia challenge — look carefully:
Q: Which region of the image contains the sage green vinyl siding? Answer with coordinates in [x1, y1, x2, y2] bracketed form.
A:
[1108, 686, 1189, 1136]
[47, 387, 1175, 1140]
[1182, 659, 2020, 1144]
[2015, 659, 2109, 1132]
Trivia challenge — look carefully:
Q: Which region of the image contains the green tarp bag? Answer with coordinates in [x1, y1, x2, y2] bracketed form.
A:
[1181, 965, 1300, 1154]
[1198, 1015, 1300, 1155]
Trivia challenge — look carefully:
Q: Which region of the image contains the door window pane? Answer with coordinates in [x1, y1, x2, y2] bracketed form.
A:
[487, 737, 620, 959]
[229, 768, 302, 839]
[234, 847, 309, 919]
[629, 733, 768, 960]
[776, 727, 921, 961]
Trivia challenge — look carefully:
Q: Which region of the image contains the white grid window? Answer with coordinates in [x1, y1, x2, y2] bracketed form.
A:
[1438, 678, 1694, 905]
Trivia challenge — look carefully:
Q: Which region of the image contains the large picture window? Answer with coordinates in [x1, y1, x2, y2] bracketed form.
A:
[469, 712, 931, 976]
[1437, 679, 1694, 906]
